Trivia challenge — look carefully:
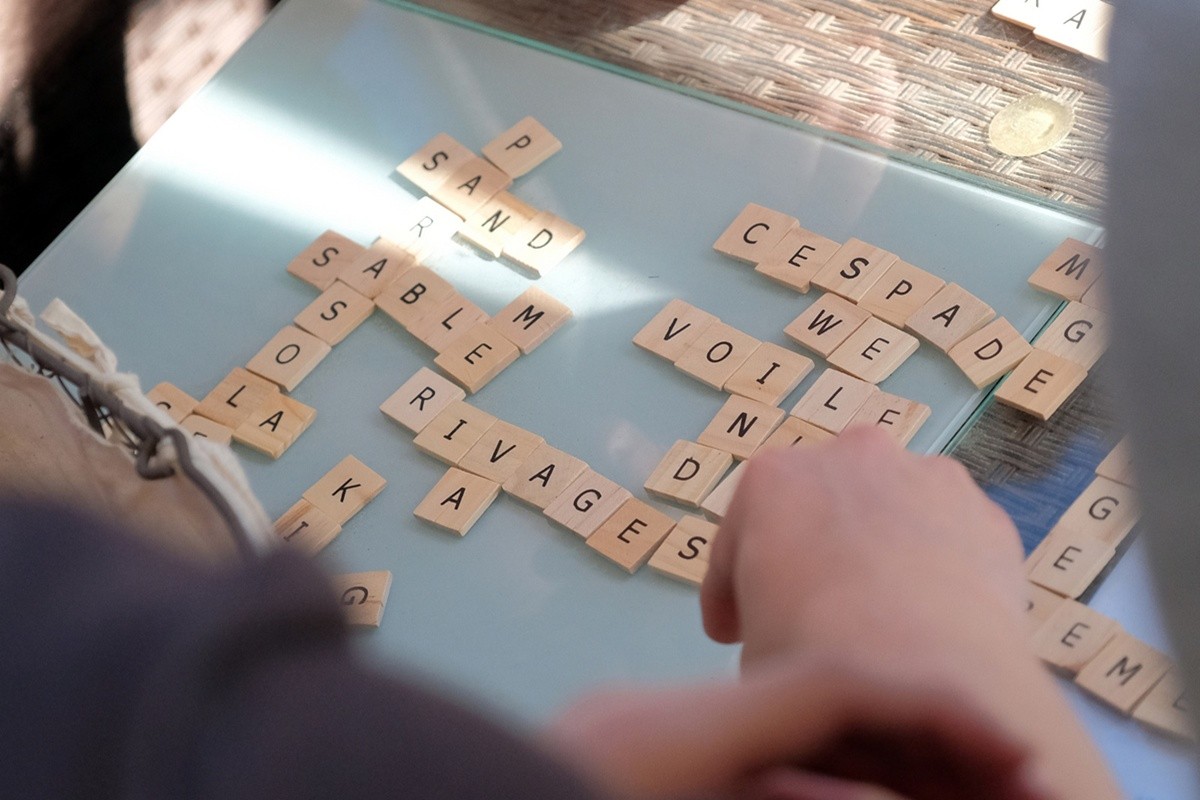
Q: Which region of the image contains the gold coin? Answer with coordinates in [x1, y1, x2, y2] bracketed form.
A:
[988, 94, 1075, 157]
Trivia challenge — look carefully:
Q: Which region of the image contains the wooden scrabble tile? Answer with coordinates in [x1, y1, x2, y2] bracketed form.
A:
[273, 499, 342, 554]
[302, 455, 387, 526]
[146, 382, 198, 423]
[723, 342, 814, 406]
[293, 281, 374, 346]
[632, 299, 719, 362]
[1034, 0, 1113, 60]
[1133, 670, 1194, 740]
[1023, 524, 1071, 577]
[481, 116, 562, 178]
[587, 497, 676, 573]
[674, 322, 760, 390]
[810, 238, 897, 303]
[543, 470, 632, 538]
[644, 440, 734, 508]
[502, 443, 588, 510]
[413, 467, 502, 536]
[431, 156, 513, 219]
[411, 400, 498, 466]
[180, 414, 233, 446]
[502, 212, 585, 276]
[857, 260, 946, 328]
[1028, 529, 1115, 599]
[1096, 436, 1135, 487]
[757, 415, 837, 453]
[245, 326, 332, 392]
[783, 292, 871, 358]
[490, 287, 572, 354]
[699, 461, 746, 521]
[906, 283, 995, 352]
[826, 316, 919, 384]
[1035, 301, 1108, 369]
[991, 0, 1047, 27]
[380, 367, 467, 434]
[1028, 238, 1103, 301]
[1081, 277, 1108, 310]
[336, 240, 416, 299]
[329, 570, 393, 628]
[394, 132, 475, 194]
[457, 191, 538, 258]
[698, 395, 786, 461]
[847, 391, 931, 446]
[232, 393, 317, 459]
[994, 348, 1087, 421]
[374, 266, 458, 329]
[408, 293, 489, 354]
[790, 369, 879, 434]
[1025, 581, 1068, 631]
[1076, 634, 1172, 714]
[286, 230, 365, 290]
[388, 196, 463, 262]
[433, 322, 521, 394]
[712, 203, 798, 263]
[194, 367, 280, 429]
[947, 317, 1033, 388]
[648, 515, 720, 586]
[457, 421, 545, 483]
[1031, 599, 1121, 674]
[753, 226, 840, 292]
[1054, 475, 1139, 546]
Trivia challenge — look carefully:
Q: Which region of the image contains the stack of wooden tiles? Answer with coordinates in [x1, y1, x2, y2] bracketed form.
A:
[992, 0, 1113, 61]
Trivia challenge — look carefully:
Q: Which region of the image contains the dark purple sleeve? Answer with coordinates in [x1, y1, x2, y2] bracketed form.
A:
[0, 500, 605, 800]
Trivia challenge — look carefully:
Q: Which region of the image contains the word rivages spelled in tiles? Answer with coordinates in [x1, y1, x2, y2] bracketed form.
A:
[848, 391, 931, 446]
[147, 382, 197, 423]
[947, 317, 1033, 389]
[375, 266, 456, 329]
[1028, 529, 1115, 598]
[698, 395, 786, 461]
[753, 226, 840, 293]
[330, 571, 393, 628]
[544, 470, 632, 538]
[380, 367, 467, 434]
[413, 467, 501, 536]
[274, 499, 341, 554]
[408, 294, 489, 354]
[1035, 301, 1108, 369]
[1075, 634, 1172, 713]
[587, 497, 676, 573]
[302, 456, 387, 526]
[906, 283, 995, 352]
[674, 321, 759, 390]
[644, 440, 733, 508]
[783, 292, 871, 358]
[502, 443, 589, 510]
[1133, 670, 1193, 740]
[286, 230, 365, 290]
[395, 132, 475, 195]
[490, 287, 573, 354]
[180, 414, 233, 446]
[232, 393, 317, 459]
[433, 322, 521, 394]
[195, 368, 279, 428]
[458, 191, 538, 258]
[1031, 599, 1121, 675]
[826, 316, 919, 384]
[712, 203, 797, 263]
[1054, 475, 1140, 545]
[791, 369, 879, 434]
[293, 281, 374, 346]
[648, 515, 719, 586]
[994, 348, 1087, 421]
[245, 326, 332, 392]
[723, 341, 814, 406]
[432, 156, 513, 219]
[1028, 238, 1103, 301]
[502, 212, 585, 276]
[857, 260, 946, 328]
[810, 238, 897, 302]
[457, 421, 545, 483]
[337, 241, 415, 299]
[633, 299, 718, 362]
[482, 117, 562, 178]
[412, 400, 497, 465]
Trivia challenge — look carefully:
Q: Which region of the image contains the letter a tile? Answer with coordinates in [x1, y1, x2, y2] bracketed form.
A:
[413, 467, 502, 536]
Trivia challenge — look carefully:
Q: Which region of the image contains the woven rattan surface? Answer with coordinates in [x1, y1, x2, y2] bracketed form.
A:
[414, 0, 1109, 210]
